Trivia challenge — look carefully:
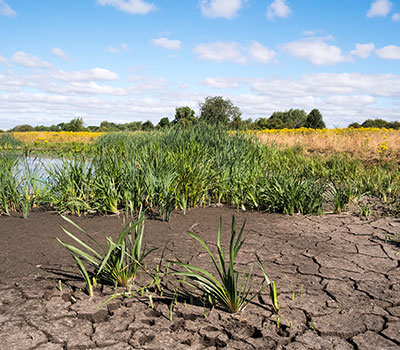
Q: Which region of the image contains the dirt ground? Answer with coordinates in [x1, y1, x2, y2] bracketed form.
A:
[0, 207, 399, 350]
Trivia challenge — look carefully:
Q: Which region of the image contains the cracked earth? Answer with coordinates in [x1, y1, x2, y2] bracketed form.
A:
[0, 207, 399, 349]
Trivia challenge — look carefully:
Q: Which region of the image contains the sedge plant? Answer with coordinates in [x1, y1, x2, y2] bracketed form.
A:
[57, 210, 157, 296]
[172, 216, 274, 313]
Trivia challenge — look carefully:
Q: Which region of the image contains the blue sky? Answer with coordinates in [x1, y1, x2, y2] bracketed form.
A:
[0, 0, 399, 128]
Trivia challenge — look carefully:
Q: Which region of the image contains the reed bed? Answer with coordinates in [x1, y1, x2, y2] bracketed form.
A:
[256, 127, 400, 160]
[1, 126, 399, 218]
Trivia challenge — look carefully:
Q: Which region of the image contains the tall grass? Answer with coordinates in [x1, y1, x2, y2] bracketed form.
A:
[1, 125, 399, 217]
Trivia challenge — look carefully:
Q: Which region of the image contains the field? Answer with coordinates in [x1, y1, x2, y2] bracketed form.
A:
[256, 127, 400, 161]
[1, 126, 399, 349]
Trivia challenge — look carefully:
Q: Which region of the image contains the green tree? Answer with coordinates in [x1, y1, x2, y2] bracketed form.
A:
[270, 109, 307, 129]
[157, 117, 170, 129]
[173, 106, 197, 127]
[199, 96, 241, 125]
[141, 120, 154, 131]
[12, 124, 34, 132]
[348, 122, 361, 128]
[61, 117, 86, 132]
[304, 109, 326, 129]
[362, 118, 391, 129]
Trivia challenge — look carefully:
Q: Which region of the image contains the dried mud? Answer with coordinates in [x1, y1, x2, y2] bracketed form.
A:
[0, 207, 399, 349]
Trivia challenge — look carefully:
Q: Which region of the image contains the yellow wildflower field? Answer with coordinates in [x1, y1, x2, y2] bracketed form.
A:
[256, 127, 400, 160]
[13, 131, 104, 144]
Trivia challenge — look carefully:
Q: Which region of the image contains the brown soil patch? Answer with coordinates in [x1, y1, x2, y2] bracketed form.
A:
[1, 208, 399, 349]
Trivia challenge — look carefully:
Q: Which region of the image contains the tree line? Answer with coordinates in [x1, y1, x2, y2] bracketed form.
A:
[6, 95, 398, 132]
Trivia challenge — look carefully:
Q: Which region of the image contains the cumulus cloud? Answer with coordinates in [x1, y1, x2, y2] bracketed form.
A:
[52, 67, 119, 82]
[392, 12, 400, 21]
[193, 41, 276, 65]
[250, 73, 400, 98]
[281, 37, 349, 65]
[267, 0, 292, 20]
[349, 43, 375, 59]
[248, 41, 276, 64]
[52, 47, 71, 61]
[107, 43, 130, 53]
[201, 77, 240, 89]
[2, 67, 400, 129]
[97, 0, 156, 15]
[107, 46, 120, 54]
[193, 42, 246, 64]
[12, 51, 53, 68]
[151, 37, 182, 50]
[375, 45, 400, 59]
[0, 55, 7, 64]
[367, 0, 392, 18]
[199, 0, 244, 19]
[0, 0, 16, 17]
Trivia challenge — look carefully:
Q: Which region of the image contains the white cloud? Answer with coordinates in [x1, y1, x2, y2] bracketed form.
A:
[151, 37, 182, 50]
[52, 67, 119, 81]
[2, 68, 400, 129]
[12, 51, 53, 68]
[97, 0, 156, 15]
[250, 73, 400, 98]
[193, 42, 246, 64]
[248, 41, 276, 64]
[107, 45, 120, 54]
[0, 0, 16, 17]
[202, 77, 240, 89]
[367, 0, 392, 18]
[52, 47, 70, 61]
[392, 12, 400, 21]
[0, 55, 7, 64]
[107, 43, 130, 53]
[199, 0, 244, 19]
[267, 0, 292, 20]
[349, 43, 375, 59]
[302, 29, 322, 37]
[281, 37, 349, 65]
[375, 45, 400, 59]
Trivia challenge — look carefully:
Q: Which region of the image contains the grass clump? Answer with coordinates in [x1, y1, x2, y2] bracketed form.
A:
[172, 216, 276, 313]
[57, 211, 157, 296]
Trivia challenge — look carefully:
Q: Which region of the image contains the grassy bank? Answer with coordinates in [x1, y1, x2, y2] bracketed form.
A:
[1, 126, 399, 218]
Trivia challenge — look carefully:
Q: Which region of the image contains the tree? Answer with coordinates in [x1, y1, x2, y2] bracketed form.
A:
[141, 120, 154, 131]
[173, 106, 197, 127]
[12, 124, 34, 132]
[61, 117, 85, 132]
[304, 109, 326, 129]
[348, 122, 361, 128]
[270, 109, 307, 129]
[157, 117, 170, 129]
[362, 118, 391, 129]
[199, 96, 241, 125]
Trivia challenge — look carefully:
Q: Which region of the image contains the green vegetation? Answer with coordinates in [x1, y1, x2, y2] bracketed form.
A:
[1, 125, 399, 218]
[348, 118, 400, 129]
[58, 211, 157, 296]
[172, 216, 274, 313]
[254, 108, 326, 130]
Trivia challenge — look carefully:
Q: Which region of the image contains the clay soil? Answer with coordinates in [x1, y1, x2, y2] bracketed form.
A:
[0, 207, 399, 350]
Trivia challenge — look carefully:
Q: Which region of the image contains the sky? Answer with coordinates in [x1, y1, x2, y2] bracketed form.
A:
[0, 0, 399, 129]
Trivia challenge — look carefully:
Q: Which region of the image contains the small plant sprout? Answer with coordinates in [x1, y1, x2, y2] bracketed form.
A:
[359, 204, 371, 217]
[276, 315, 281, 329]
[255, 254, 279, 314]
[173, 216, 274, 313]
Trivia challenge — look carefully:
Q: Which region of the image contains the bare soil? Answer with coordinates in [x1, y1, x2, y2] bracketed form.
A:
[0, 207, 399, 349]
